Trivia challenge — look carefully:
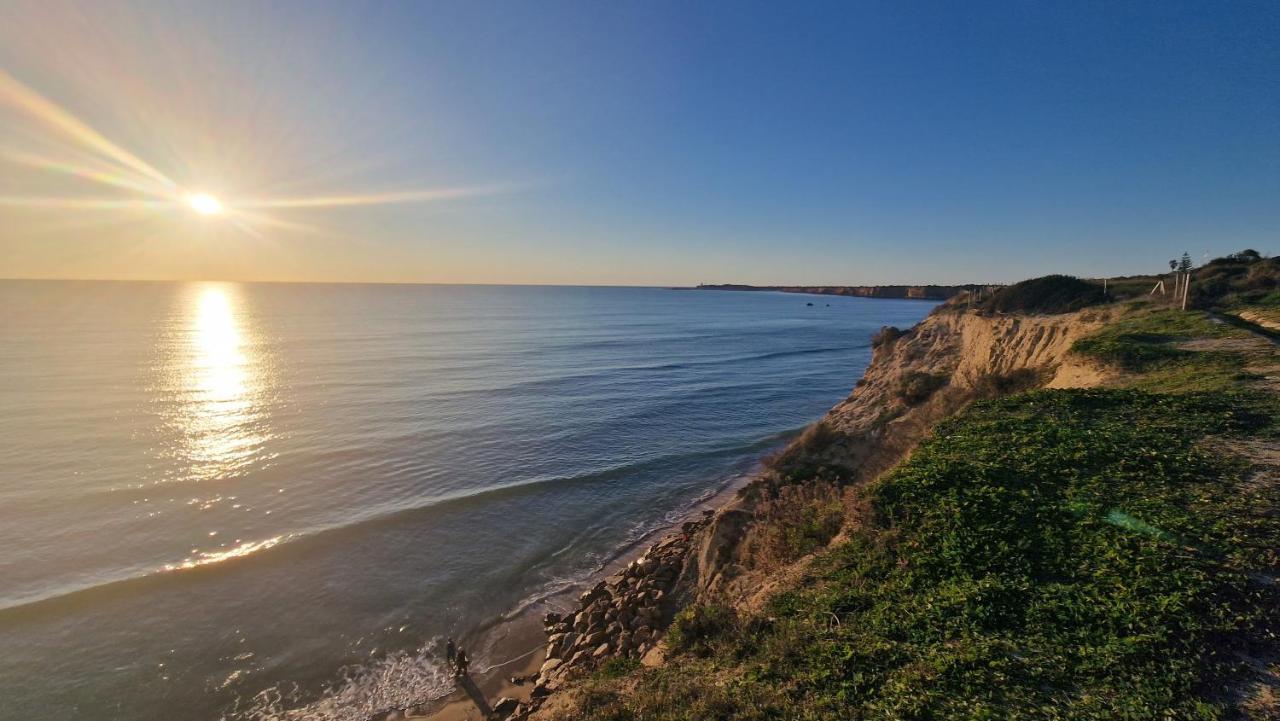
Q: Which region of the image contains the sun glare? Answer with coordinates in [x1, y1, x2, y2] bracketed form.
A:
[187, 192, 223, 216]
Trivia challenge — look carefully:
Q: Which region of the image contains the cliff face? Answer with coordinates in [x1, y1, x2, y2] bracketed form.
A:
[696, 284, 970, 300]
[521, 304, 1116, 719]
[687, 304, 1114, 604]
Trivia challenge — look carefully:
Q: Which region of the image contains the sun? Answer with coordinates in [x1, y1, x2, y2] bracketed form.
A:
[186, 192, 223, 216]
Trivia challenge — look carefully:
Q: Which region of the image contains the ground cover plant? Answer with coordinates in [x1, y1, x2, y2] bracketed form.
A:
[1071, 307, 1259, 392]
[570, 387, 1280, 720]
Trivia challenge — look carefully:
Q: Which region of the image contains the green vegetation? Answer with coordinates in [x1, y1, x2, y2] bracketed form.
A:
[1071, 308, 1258, 392]
[978, 274, 1108, 314]
[1192, 253, 1279, 310]
[567, 258, 1279, 720]
[572, 389, 1280, 720]
[594, 656, 642, 680]
[665, 604, 737, 656]
[742, 486, 845, 565]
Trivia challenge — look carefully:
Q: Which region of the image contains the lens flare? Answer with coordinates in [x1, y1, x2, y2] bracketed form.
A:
[0, 67, 516, 239]
[187, 192, 223, 216]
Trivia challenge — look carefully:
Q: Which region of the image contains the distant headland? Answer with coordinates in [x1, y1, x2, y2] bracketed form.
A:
[690, 283, 976, 300]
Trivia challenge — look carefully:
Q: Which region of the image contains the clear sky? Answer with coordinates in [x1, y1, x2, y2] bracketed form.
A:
[1, 1, 1276, 285]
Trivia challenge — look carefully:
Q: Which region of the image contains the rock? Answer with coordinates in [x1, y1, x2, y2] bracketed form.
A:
[581, 630, 606, 648]
[579, 582, 607, 604]
[569, 649, 592, 666]
[559, 632, 577, 652]
[641, 643, 667, 667]
[543, 612, 562, 627]
[592, 642, 611, 658]
[531, 683, 552, 699]
[538, 658, 562, 677]
[493, 697, 520, 717]
[606, 621, 622, 636]
[628, 615, 645, 630]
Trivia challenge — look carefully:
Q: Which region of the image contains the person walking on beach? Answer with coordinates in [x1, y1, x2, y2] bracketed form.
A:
[445, 638, 456, 667]
[454, 648, 469, 678]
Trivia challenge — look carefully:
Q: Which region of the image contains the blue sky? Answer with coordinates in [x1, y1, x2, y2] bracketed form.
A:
[0, 0, 1276, 284]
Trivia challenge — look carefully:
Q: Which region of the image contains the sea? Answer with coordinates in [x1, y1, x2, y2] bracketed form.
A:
[0, 280, 934, 720]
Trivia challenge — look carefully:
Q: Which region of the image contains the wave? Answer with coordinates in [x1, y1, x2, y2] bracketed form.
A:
[224, 454, 757, 721]
[222, 640, 455, 721]
[275, 344, 864, 399]
[0, 427, 802, 622]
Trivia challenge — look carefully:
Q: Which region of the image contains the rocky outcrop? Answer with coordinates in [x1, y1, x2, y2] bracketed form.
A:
[499, 515, 711, 719]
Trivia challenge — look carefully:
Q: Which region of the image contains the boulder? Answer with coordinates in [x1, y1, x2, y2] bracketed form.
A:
[538, 658, 562, 677]
[592, 642, 612, 658]
[543, 612, 562, 627]
[558, 632, 577, 652]
[493, 697, 520, 718]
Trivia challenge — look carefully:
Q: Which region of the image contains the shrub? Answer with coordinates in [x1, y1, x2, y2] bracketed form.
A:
[871, 325, 904, 348]
[666, 604, 735, 656]
[741, 482, 845, 566]
[973, 367, 1044, 398]
[978, 274, 1107, 314]
[593, 656, 640, 680]
[762, 420, 841, 475]
[898, 371, 949, 405]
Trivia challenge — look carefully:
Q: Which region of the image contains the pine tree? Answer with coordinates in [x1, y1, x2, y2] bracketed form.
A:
[1178, 252, 1193, 273]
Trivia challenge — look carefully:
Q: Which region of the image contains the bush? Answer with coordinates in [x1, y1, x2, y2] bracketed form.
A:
[871, 325, 904, 348]
[898, 371, 949, 405]
[979, 274, 1108, 314]
[973, 367, 1044, 398]
[741, 482, 845, 566]
[762, 420, 841, 475]
[666, 604, 735, 656]
[593, 656, 641, 680]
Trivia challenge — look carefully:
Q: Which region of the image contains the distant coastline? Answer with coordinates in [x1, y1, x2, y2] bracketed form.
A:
[688, 283, 975, 300]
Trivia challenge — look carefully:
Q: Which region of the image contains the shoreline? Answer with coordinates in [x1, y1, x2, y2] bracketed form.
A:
[404, 467, 761, 720]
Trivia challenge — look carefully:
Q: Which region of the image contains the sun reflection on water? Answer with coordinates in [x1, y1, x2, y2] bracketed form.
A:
[168, 283, 272, 483]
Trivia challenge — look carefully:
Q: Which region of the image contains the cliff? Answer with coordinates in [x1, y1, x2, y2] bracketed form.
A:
[695, 283, 973, 300]
[685, 300, 1115, 606]
[516, 287, 1280, 720]
[509, 300, 1115, 719]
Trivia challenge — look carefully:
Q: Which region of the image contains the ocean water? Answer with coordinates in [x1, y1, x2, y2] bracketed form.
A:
[0, 281, 933, 720]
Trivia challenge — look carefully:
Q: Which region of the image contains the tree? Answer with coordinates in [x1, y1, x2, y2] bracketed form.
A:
[1178, 252, 1193, 273]
[1169, 259, 1177, 272]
